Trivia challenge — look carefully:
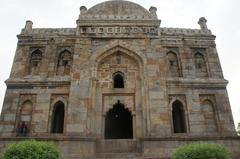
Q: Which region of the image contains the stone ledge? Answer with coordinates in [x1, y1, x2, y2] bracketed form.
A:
[160, 27, 212, 36]
[20, 28, 76, 36]
[5, 80, 71, 88]
[0, 136, 97, 141]
[141, 135, 240, 141]
[166, 78, 228, 88]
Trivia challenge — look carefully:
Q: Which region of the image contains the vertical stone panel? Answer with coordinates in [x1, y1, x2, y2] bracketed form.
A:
[33, 92, 50, 133]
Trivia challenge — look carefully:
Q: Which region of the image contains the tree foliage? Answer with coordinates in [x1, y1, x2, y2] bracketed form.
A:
[172, 142, 230, 159]
[2, 140, 62, 159]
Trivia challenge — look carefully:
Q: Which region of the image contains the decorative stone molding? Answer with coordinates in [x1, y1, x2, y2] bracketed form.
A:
[191, 48, 206, 54]
[30, 47, 45, 54]
[161, 27, 212, 35]
[56, 46, 73, 55]
[79, 26, 159, 37]
[168, 95, 187, 107]
[199, 94, 216, 105]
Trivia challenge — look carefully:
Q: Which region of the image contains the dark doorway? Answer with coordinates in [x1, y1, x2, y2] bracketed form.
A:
[105, 101, 133, 139]
[172, 100, 186, 133]
[113, 73, 124, 88]
[51, 101, 65, 133]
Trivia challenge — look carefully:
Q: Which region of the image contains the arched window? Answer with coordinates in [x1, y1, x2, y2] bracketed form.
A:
[57, 50, 72, 75]
[202, 100, 217, 132]
[51, 101, 65, 133]
[172, 100, 187, 133]
[194, 53, 208, 77]
[167, 51, 180, 77]
[30, 49, 42, 75]
[113, 72, 124, 88]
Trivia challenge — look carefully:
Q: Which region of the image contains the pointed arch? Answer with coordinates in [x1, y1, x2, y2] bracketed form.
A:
[95, 45, 143, 89]
[91, 44, 147, 136]
[29, 49, 42, 75]
[167, 51, 180, 77]
[194, 52, 208, 77]
[51, 101, 65, 133]
[93, 45, 144, 70]
[202, 99, 217, 132]
[172, 100, 187, 133]
[105, 101, 133, 139]
[56, 49, 73, 76]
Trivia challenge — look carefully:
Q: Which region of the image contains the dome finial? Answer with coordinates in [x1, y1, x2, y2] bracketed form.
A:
[22, 20, 33, 34]
[80, 6, 87, 15]
[149, 6, 158, 18]
[198, 17, 208, 31]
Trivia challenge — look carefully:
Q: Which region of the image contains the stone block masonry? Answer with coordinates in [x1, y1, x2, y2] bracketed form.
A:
[0, 0, 239, 158]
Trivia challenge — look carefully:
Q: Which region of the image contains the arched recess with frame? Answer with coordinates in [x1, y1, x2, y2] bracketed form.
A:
[16, 100, 33, 134]
[48, 97, 68, 134]
[194, 52, 208, 77]
[89, 44, 149, 138]
[169, 97, 189, 134]
[201, 99, 218, 133]
[29, 49, 43, 75]
[166, 51, 182, 77]
[56, 49, 73, 76]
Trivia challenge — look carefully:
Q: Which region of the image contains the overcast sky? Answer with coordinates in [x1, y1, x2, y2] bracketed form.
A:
[0, 0, 239, 128]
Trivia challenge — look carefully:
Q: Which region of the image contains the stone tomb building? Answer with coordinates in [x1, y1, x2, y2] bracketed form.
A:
[0, 0, 239, 158]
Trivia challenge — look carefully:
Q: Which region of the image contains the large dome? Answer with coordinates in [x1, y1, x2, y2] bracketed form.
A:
[79, 0, 158, 20]
[88, 0, 151, 17]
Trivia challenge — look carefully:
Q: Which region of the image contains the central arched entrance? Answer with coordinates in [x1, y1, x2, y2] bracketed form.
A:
[104, 101, 133, 139]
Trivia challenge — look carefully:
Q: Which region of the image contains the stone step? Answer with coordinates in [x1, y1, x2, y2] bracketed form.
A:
[95, 157, 170, 159]
[95, 157, 142, 159]
[96, 139, 142, 153]
[95, 158, 142, 159]
[73, 156, 170, 159]
[96, 152, 142, 158]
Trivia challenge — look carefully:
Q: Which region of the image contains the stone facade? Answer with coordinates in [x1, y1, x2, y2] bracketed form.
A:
[0, 0, 239, 158]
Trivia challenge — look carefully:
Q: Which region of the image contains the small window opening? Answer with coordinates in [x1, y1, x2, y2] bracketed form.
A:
[170, 60, 174, 66]
[197, 63, 202, 69]
[82, 27, 87, 33]
[63, 60, 68, 66]
[113, 73, 124, 88]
